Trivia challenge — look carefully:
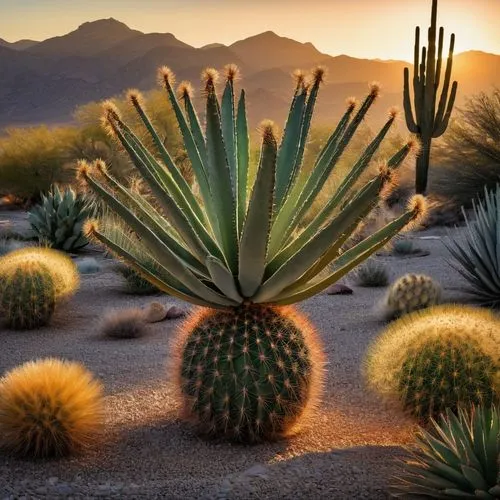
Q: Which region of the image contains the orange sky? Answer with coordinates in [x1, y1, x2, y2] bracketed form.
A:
[1, 0, 499, 60]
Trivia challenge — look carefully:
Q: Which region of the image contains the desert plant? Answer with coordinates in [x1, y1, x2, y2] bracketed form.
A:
[392, 238, 423, 256]
[446, 185, 500, 308]
[392, 406, 500, 498]
[383, 273, 441, 319]
[79, 63, 425, 442]
[117, 265, 160, 295]
[0, 358, 103, 457]
[0, 261, 56, 329]
[403, 0, 458, 194]
[0, 247, 79, 300]
[365, 305, 500, 422]
[351, 259, 389, 287]
[28, 185, 91, 252]
[100, 307, 149, 338]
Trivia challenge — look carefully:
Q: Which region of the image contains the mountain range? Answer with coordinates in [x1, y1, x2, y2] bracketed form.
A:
[0, 18, 499, 130]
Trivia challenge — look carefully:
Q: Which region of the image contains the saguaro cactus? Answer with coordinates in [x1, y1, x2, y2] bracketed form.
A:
[403, 0, 458, 194]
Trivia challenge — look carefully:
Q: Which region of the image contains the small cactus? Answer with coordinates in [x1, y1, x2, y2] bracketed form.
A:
[0, 261, 56, 329]
[351, 259, 389, 287]
[365, 305, 500, 422]
[0, 358, 103, 457]
[382, 273, 441, 319]
[174, 305, 324, 443]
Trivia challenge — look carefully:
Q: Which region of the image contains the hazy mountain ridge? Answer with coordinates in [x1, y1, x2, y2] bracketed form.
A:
[0, 18, 498, 129]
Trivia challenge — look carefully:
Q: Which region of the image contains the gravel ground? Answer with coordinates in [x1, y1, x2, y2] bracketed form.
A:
[0, 212, 471, 499]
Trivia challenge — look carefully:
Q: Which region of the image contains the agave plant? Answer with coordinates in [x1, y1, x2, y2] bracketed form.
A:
[446, 185, 500, 308]
[28, 184, 91, 252]
[79, 64, 424, 442]
[392, 406, 500, 498]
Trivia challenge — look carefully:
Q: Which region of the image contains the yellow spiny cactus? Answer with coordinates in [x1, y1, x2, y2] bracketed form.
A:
[0, 358, 104, 457]
[364, 305, 500, 422]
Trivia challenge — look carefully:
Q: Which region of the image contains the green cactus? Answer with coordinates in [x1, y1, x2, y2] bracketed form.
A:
[392, 406, 500, 498]
[383, 273, 441, 319]
[0, 261, 56, 329]
[403, 0, 458, 194]
[365, 305, 500, 423]
[177, 305, 322, 442]
[79, 64, 426, 442]
[351, 259, 389, 287]
[28, 184, 91, 252]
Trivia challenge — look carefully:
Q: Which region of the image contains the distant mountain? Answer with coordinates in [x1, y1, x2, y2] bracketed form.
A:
[0, 38, 39, 50]
[0, 19, 499, 129]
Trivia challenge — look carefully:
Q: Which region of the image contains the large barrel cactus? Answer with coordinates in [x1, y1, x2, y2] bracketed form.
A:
[80, 63, 425, 442]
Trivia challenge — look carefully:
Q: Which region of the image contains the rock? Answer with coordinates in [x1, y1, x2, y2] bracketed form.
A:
[143, 302, 168, 323]
[326, 284, 353, 295]
[165, 306, 186, 320]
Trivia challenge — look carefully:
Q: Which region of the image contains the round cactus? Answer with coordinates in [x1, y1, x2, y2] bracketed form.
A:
[383, 273, 441, 319]
[351, 259, 389, 287]
[0, 261, 56, 329]
[364, 305, 500, 422]
[0, 247, 79, 300]
[0, 358, 104, 457]
[174, 305, 324, 443]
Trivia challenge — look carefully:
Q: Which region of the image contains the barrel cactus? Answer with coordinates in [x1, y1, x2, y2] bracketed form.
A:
[365, 305, 500, 422]
[351, 259, 389, 287]
[383, 273, 441, 319]
[28, 184, 91, 252]
[80, 63, 425, 442]
[0, 358, 104, 457]
[0, 261, 56, 329]
[392, 406, 500, 498]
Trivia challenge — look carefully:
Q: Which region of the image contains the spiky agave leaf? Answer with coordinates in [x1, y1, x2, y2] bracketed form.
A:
[392, 406, 500, 498]
[80, 65, 424, 308]
[445, 185, 500, 308]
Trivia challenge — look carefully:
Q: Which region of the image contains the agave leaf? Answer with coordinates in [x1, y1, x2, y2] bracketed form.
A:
[460, 465, 489, 492]
[221, 78, 237, 194]
[181, 89, 208, 167]
[206, 256, 243, 304]
[238, 129, 277, 297]
[236, 89, 249, 236]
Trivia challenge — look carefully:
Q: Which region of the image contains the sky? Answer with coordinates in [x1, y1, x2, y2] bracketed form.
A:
[0, 0, 499, 61]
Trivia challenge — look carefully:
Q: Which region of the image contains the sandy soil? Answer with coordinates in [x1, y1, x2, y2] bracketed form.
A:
[0, 211, 472, 499]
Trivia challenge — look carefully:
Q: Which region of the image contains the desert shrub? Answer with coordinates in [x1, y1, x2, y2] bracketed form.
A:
[0, 358, 103, 457]
[100, 308, 148, 339]
[430, 88, 500, 208]
[392, 406, 500, 498]
[446, 184, 500, 307]
[351, 259, 389, 287]
[382, 274, 441, 320]
[0, 260, 56, 329]
[28, 185, 91, 252]
[0, 247, 79, 300]
[0, 126, 78, 203]
[365, 305, 500, 422]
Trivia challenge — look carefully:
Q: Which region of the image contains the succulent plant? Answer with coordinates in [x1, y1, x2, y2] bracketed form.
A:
[383, 273, 441, 319]
[365, 305, 500, 422]
[79, 63, 425, 442]
[446, 184, 500, 308]
[392, 239, 419, 255]
[28, 184, 91, 252]
[0, 247, 79, 300]
[0, 261, 56, 329]
[392, 406, 500, 499]
[403, 0, 458, 194]
[351, 258, 389, 287]
[0, 358, 103, 457]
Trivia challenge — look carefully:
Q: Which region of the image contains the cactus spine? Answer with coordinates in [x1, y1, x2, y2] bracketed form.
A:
[403, 0, 458, 194]
[0, 262, 56, 329]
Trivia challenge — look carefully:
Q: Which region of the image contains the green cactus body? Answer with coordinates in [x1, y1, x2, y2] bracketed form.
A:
[0, 262, 56, 329]
[177, 305, 323, 442]
[398, 336, 496, 421]
[385, 273, 441, 319]
[365, 305, 500, 423]
[28, 185, 91, 252]
[352, 259, 389, 287]
[403, 0, 458, 194]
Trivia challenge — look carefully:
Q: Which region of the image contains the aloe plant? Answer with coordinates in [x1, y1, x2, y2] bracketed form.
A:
[392, 406, 500, 498]
[79, 64, 425, 441]
[403, 0, 458, 194]
[446, 185, 500, 308]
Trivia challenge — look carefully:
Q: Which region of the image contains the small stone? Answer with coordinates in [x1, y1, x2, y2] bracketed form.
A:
[326, 284, 353, 295]
[165, 306, 186, 319]
[143, 301, 167, 323]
